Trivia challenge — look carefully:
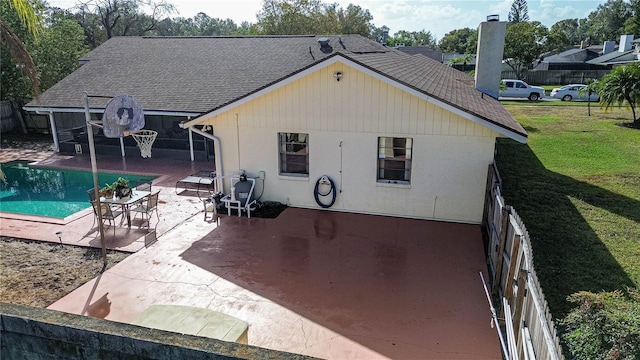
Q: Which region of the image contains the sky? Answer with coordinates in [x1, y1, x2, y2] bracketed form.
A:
[48, 0, 607, 40]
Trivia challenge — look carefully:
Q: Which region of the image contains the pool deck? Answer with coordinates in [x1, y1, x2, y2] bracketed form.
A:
[0, 149, 502, 359]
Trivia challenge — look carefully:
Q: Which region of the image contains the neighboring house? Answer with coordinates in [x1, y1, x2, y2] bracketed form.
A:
[587, 36, 640, 67]
[532, 48, 601, 71]
[25, 24, 526, 224]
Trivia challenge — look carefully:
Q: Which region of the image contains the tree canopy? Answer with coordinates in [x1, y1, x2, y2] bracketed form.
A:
[386, 29, 436, 47]
[508, 0, 529, 23]
[255, 0, 373, 36]
[437, 28, 477, 54]
[1, 0, 44, 98]
[503, 21, 548, 80]
[583, 0, 633, 44]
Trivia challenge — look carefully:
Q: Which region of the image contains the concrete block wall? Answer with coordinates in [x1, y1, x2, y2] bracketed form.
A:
[1, 302, 316, 360]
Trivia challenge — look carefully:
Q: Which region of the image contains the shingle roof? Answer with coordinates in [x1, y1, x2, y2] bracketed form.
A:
[586, 49, 638, 65]
[542, 48, 600, 63]
[26, 35, 525, 139]
[394, 46, 443, 62]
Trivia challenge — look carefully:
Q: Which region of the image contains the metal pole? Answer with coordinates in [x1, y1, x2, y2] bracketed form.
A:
[480, 271, 510, 360]
[84, 91, 108, 269]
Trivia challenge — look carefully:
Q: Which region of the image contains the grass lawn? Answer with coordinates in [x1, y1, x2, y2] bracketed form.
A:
[495, 104, 640, 318]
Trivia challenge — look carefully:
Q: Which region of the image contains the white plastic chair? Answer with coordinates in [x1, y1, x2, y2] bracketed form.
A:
[221, 176, 257, 218]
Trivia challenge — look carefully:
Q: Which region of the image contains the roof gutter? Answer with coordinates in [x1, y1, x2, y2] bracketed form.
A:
[23, 106, 201, 117]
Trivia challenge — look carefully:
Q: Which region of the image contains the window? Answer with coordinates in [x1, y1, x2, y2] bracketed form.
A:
[377, 137, 412, 183]
[279, 133, 309, 176]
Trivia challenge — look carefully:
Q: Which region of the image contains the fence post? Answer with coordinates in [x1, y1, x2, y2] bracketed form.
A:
[492, 206, 511, 297]
[512, 269, 528, 345]
[504, 232, 522, 303]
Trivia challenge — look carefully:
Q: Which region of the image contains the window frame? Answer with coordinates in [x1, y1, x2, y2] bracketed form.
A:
[278, 132, 309, 177]
[377, 137, 413, 184]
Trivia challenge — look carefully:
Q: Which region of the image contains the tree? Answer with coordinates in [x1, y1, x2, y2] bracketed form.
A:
[386, 30, 436, 47]
[0, 0, 44, 98]
[561, 289, 640, 359]
[624, 0, 640, 35]
[256, 0, 323, 35]
[579, 79, 600, 116]
[437, 27, 477, 54]
[503, 21, 548, 80]
[2, 3, 89, 100]
[322, 3, 372, 37]
[583, 0, 632, 44]
[597, 62, 640, 125]
[549, 19, 585, 46]
[255, 0, 373, 36]
[74, 0, 175, 48]
[31, 19, 88, 91]
[508, 0, 529, 23]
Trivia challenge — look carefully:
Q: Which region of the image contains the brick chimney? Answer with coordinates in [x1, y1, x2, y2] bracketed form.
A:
[474, 15, 506, 99]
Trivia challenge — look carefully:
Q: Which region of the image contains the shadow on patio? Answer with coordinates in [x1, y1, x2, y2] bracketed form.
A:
[179, 208, 501, 359]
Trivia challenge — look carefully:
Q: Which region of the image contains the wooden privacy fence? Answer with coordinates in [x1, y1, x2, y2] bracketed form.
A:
[483, 163, 565, 360]
[501, 70, 610, 85]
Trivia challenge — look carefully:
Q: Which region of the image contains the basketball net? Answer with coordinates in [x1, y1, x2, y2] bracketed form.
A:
[129, 130, 158, 158]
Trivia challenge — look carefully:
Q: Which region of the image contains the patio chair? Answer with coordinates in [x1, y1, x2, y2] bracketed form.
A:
[87, 188, 121, 229]
[134, 180, 152, 192]
[130, 191, 160, 228]
[90, 200, 124, 235]
[131, 180, 152, 206]
[221, 175, 257, 218]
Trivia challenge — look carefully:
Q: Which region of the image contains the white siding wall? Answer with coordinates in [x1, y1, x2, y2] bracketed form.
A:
[206, 62, 499, 223]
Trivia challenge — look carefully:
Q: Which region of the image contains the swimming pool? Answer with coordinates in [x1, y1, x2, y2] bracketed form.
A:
[0, 161, 155, 218]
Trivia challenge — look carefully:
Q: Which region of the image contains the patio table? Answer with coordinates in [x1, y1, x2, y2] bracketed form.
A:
[101, 190, 150, 227]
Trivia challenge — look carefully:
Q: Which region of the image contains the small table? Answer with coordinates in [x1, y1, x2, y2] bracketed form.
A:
[101, 190, 150, 227]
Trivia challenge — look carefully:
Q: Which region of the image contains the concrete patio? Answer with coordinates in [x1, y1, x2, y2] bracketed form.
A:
[1, 150, 501, 359]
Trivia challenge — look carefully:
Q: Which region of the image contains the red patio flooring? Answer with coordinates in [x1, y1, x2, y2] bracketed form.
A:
[2, 150, 501, 359]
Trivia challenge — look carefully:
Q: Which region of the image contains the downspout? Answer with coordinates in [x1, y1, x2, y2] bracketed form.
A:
[37, 111, 59, 152]
[188, 127, 194, 161]
[190, 126, 223, 193]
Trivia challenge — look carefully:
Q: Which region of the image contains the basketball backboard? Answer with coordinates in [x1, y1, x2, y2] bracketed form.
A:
[102, 95, 145, 138]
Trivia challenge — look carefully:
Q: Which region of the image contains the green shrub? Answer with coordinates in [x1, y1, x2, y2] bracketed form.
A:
[561, 289, 640, 359]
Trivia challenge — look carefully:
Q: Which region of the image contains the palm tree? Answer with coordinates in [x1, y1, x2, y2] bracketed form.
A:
[579, 78, 599, 117]
[598, 62, 640, 126]
[0, 0, 43, 97]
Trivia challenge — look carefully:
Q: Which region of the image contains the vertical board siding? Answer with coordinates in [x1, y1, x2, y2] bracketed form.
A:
[208, 61, 500, 137]
[206, 62, 501, 223]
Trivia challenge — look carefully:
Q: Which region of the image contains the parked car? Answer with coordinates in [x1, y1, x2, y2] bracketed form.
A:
[549, 84, 600, 102]
[500, 79, 546, 101]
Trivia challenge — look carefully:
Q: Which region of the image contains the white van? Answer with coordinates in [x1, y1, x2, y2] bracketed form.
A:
[500, 79, 545, 101]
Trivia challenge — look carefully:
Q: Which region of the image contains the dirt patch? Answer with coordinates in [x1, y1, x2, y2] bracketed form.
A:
[0, 237, 129, 308]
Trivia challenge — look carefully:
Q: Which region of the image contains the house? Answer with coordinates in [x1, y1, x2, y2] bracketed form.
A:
[587, 35, 640, 67]
[25, 20, 525, 224]
[532, 48, 602, 71]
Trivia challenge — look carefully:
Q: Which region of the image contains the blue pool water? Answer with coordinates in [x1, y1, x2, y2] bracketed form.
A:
[0, 161, 155, 218]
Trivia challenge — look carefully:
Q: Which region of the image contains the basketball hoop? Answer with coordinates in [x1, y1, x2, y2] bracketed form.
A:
[130, 130, 158, 158]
